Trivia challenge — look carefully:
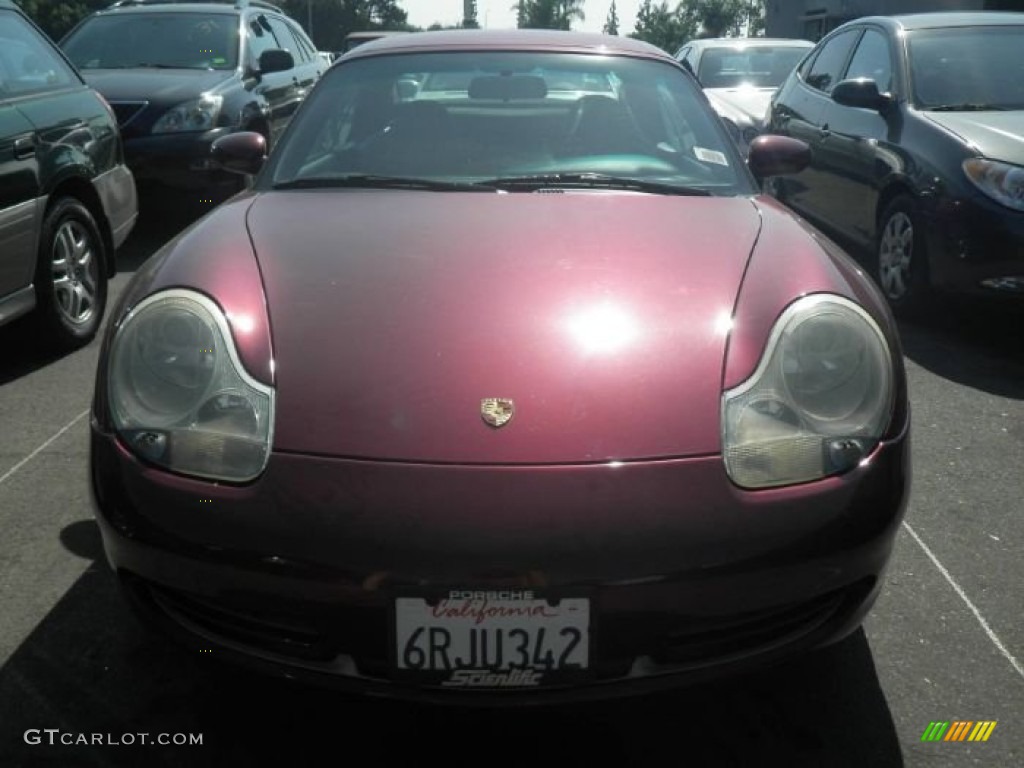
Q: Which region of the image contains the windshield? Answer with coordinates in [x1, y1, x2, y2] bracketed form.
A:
[909, 26, 1024, 110]
[62, 12, 239, 70]
[0, 13, 79, 96]
[697, 45, 810, 89]
[268, 52, 750, 195]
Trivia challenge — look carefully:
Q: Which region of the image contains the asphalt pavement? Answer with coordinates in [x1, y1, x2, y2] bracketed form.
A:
[0, 211, 1021, 767]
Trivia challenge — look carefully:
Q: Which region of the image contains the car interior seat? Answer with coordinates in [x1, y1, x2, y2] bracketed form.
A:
[559, 95, 649, 157]
[365, 99, 456, 174]
[349, 85, 395, 143]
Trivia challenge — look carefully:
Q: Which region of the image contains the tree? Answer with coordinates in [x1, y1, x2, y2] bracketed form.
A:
[14, 0, 108, 42]
[603, 0, 619, 36]
[279, 0, 411, 51]
[630, 1, 694, 54]
[743, 1, 766, 36]
[679, 0, 763, 38]
[516, 1, 585, 31]
[462, 0, 480, 29]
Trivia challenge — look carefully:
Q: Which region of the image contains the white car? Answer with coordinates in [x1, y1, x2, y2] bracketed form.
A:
[675, 38, 813, 152]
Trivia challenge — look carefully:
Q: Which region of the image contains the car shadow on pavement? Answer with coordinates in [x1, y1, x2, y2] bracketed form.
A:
[0, 316, 72, 386]
[0, 519, 904, 768]
[897, 299, 1024, 400]
[117, 191, 210, 274]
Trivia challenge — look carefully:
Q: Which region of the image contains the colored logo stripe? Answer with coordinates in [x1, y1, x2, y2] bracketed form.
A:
[969, 722, 997, 742]
[922, 721, 996, 742]
[945, 721, 972, 741]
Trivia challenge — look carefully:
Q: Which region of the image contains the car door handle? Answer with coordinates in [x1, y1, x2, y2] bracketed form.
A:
[13, 136, 35, 160]
[818, 124, 831, 140]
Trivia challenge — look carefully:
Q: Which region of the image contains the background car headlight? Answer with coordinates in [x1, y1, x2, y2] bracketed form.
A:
[722, 295, 894, 489]
[108, 290, 274, 482]
[963, 158, 1024, 212]
[151, 95, 223, 134]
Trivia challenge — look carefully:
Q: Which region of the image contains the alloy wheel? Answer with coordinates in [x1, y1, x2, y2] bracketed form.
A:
[50, 219, 99, 326]
[878, 211, 914, 300]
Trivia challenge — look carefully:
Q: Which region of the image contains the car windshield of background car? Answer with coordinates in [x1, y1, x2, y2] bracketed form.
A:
[697, 46, 808, 90]
[268, 51, 750, 196]
[909, 26, 1024, 110]
[62, 12, 239, 71]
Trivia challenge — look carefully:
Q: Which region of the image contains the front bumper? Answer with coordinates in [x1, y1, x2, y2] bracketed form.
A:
[92, 164, 138, 252]
[90, 423, 910, 703]
[925, 192, 1024, 297]
[123, 128, 240, 192]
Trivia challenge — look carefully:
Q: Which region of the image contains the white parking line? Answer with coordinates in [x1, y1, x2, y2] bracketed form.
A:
[904, 520, 1024, 680]
[0, 409, 89, 488]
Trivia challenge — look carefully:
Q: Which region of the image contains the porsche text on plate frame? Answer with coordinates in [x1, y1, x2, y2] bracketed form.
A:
[89, 29, 910, 702]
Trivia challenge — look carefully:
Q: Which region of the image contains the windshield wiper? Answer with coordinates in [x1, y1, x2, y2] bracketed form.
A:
[272, 175, 498, 192]
[927, 103, 1008, 112]
[478, 173, 712, 196]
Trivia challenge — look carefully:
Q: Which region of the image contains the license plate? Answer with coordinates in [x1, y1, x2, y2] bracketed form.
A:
[393, 589, 590, 688]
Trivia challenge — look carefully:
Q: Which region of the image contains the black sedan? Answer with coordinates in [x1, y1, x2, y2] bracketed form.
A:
[768, 12, 1024, 312]
[60, 0, 323, 202]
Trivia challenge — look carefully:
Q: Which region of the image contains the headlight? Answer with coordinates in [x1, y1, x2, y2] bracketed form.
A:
[108, 290, 274, 482]
[722, 295, 894, 489]
[963, 158, 1024, 212]
[151, 95, 223, 134]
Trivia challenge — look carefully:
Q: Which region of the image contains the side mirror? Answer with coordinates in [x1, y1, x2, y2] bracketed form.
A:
[211, 131, 267, 176]
[747, 135, 811, 179]
[258, 48, 294, 75]
[831, 78, 890, 112]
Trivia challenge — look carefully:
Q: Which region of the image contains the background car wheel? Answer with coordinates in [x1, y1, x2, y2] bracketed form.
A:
[876, 195, 931, 316]
[33, 197, 108, 349]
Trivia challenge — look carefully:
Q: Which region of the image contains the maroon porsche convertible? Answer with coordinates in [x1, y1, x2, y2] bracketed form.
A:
[90, 30, 910, 701]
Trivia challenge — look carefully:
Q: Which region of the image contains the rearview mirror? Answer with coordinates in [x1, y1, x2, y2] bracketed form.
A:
[468, 75, 547, 101]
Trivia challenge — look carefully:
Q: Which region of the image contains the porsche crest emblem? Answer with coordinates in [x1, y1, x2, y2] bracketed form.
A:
[480, 398, 515, 428]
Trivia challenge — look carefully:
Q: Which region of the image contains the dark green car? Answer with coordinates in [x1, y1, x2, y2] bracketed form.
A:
[0, 0, 137, 347]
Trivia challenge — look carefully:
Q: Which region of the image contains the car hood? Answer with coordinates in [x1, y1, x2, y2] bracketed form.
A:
[247, 192, 761, 464]
[922, 110, 1024, 163]
[78, 68, 233, 105]
[705, 88, 774, 128]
